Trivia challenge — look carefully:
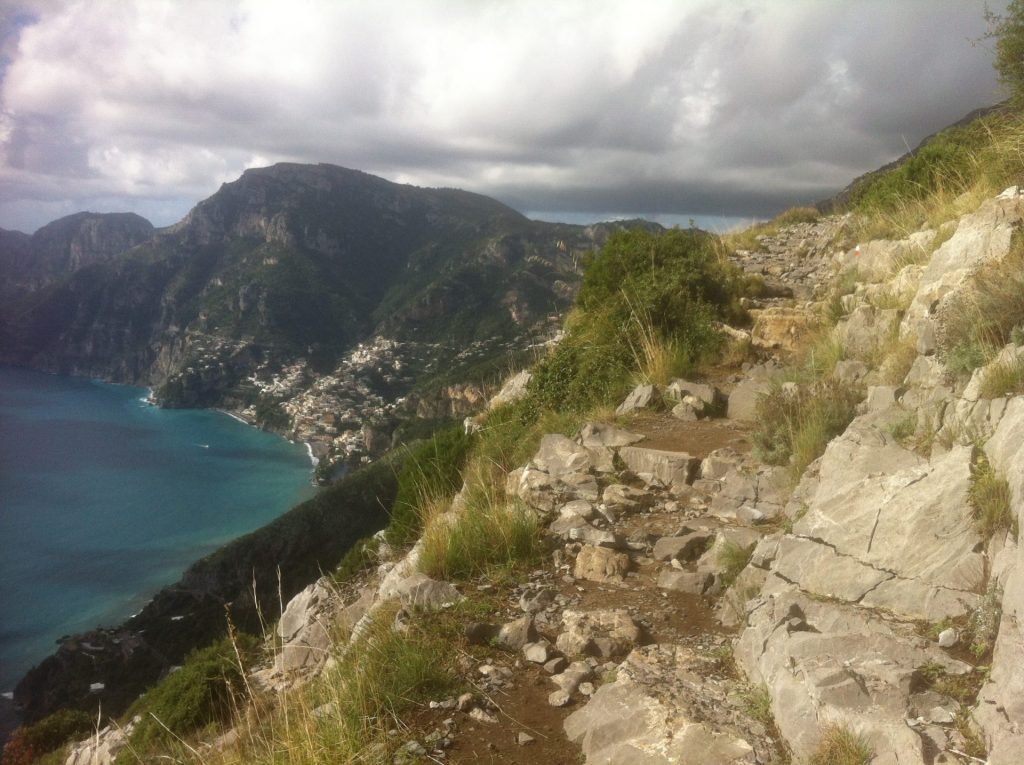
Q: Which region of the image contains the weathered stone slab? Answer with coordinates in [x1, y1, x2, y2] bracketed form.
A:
[618, 446, 698, 487]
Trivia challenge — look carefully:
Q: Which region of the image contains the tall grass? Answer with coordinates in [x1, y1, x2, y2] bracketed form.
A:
[980, 354, 1024, 398]
[418, 467, 541, 581]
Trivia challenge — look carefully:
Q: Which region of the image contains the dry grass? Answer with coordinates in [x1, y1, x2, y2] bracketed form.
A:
[980, 353, 1024, 398]
[969, 452, 1016, 540]
[941, 230, 1024, 375]
[418, 461, 541, 582]
[808, 723, 873, 765]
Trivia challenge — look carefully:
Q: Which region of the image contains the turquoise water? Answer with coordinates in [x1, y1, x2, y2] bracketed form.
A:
[0, 367, 315, 692]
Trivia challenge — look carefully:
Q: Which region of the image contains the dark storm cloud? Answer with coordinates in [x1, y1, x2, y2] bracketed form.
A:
[0, 0, 1008, 233]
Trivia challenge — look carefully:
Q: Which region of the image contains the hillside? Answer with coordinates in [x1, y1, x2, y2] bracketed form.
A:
[7, 100, 1024, 764]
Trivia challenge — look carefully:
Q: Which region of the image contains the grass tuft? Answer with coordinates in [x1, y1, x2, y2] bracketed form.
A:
[980, 353, 1024, 398]
[969, 452, 1015, 540]
[809, 723, 873, 765]
[418, 468, 541, 581]
[753, 380, 862, 485]
[718, 541, 755, 587]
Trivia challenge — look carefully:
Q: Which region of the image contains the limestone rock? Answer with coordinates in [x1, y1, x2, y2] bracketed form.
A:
[496, 615, 537, 652]
[556, 609, 642, 658]
[618, 446, 698, 488]
[665, 378, 719, 407]
[657, 569, 712, 595]
[578, 422, 644, 448]
[574, 545, 631, 583]
[565, 644, 761, 765]
[750, 305, 815, 352]
[64, 723, 132, 765]
[533, 434, 593, 477]
[393, 573, 463, 612]
[652, 532, 714, 563]
[489, 369, 531, 409]
[615, 384, 659, 415]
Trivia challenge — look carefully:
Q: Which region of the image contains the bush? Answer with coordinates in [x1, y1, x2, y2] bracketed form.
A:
[991, 0, 1024, 105]
[525, 228, 748, 414]
[122, 634, 260, 754]
[419, 480, 540, 581]
[1, 709, 93, 765]
[969, 453, 1015, 540]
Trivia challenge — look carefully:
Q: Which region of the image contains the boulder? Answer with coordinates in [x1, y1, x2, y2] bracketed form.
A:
[657, 569, 713, 595]
[393, 573, 463, 612]
[750, 306, 815, 352]
[565, 645, 764, 765]
[652, 531, 714, 563]
[615, 384, 659, 415]
[578, 422, 644, 448]
[533, 434, 593, 477]
[489, 369, 532, 409]
[665, 378, 719, 407]
[574, 545, 631, 583]
[618, 446, 698, 488]
[727, 378, 771, 420]
[556, 609, 642, 658]
[496, 616, 538, 652]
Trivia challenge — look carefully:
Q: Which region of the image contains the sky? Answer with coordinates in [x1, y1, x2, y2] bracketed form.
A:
[0, 0, 1009, 234]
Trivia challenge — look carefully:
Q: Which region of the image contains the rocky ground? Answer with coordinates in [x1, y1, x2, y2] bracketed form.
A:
[64, 189, 1024, 764]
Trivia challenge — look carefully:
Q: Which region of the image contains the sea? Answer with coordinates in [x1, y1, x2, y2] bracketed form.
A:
[0, 366, 315, 704]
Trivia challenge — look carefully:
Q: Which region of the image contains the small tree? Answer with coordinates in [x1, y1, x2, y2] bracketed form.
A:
[989, 0, 1024, 104]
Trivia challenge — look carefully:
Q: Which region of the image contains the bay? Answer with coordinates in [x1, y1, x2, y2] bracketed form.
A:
[0, 366, 315, 693]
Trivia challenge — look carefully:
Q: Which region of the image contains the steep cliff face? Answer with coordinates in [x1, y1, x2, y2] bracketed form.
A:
[0, 212, 154, 294]
[0, 164, 626, 407]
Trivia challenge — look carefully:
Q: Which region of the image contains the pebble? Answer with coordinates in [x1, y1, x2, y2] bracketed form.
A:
[517, 732, 536, 746]
[548, 690, 572, 707]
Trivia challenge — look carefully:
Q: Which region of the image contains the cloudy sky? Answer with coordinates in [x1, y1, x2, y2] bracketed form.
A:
[0, 0, 1008, 234]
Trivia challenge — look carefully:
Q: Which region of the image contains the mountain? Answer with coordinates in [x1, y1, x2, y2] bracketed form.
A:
[0, 212, 154, 298]
[0, 164, 641, 412]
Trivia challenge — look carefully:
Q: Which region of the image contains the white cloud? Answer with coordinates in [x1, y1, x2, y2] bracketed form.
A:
[0, 0, 1006, 232]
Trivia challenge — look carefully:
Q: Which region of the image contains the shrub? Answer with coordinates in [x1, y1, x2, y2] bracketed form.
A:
[1, 709, 93, 765]
[990, 0, 1024, 105]
[122, 634, 260, 754]
[773, 206, 820, 226]
[384, 426, 473, 547]
[717, 541, 755, 588]
[980, 353, 1024, 398]
[809, 723, 873, 765]
[526, 228, 748, 414]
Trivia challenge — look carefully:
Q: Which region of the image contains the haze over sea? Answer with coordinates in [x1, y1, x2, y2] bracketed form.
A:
[0, 366, 315, 693]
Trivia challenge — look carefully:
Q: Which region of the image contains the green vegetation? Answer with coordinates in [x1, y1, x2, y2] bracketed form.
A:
[116, 634, 260, 761]
[980, 353, 1024, 398]
[740, 686, 774, 727]
[384, 426, 474, 547]
[808, 723, 873, 765]
[941, 228, 1024, 375]
[524, 228, 750, 414]
[419, 478, 541, 581]
[969, 452, 1016, 540]
[1, 709, 94, 765]
[990, 0, 1024, 105]
[753, 380, 862, 484]
[717, 541, 755, 588]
